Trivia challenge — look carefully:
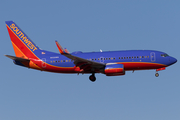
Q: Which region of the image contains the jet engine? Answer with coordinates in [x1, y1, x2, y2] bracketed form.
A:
[104, 64, 125, 76]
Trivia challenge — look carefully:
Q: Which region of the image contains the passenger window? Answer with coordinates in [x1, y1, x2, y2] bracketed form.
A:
[129, 57, 131, 59]
[50, 61, 52, 63]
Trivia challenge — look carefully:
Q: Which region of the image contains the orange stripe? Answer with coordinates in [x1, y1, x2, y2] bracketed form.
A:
[11, 41, 43, 70]
[12, 41, 26, 58]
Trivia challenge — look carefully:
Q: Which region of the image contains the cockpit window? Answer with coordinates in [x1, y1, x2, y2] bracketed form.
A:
[161, 54, 169, 57]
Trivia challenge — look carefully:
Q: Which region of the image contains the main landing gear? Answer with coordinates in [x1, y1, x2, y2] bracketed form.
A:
[89, 73, 96, 82]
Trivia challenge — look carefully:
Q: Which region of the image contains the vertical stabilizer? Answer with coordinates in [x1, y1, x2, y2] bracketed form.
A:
[5, 21, 41, 59]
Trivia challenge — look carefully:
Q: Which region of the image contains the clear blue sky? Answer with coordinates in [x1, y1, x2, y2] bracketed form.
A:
[0, 1, 180, 120]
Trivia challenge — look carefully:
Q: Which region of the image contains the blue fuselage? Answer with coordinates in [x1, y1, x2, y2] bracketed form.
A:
[37, 50, 177, 72]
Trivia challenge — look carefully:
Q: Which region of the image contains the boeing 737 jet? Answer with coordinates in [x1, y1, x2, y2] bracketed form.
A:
[5, 21, 177, 82]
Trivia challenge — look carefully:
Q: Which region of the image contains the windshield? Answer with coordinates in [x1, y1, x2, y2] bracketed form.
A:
[161, 54, 169, 57]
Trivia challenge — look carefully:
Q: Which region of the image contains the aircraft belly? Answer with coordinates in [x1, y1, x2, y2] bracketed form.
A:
[122, 62, 167, 70]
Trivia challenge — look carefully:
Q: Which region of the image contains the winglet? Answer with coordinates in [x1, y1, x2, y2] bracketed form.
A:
[55, 40, 65, 54]
[64, 48, 69, 54]
[55, 41, 69, 54]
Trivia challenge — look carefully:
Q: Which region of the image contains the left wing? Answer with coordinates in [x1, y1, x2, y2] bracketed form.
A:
[55, 41, 105, 73]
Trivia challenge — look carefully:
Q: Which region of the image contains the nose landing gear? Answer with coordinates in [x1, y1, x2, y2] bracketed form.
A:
[155, 67, 166, 77]
[89, 73, 96, 82]
[155, 72, 159, 77]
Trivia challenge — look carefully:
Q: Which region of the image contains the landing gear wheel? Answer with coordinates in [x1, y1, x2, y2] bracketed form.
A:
[89, 75, 96, 82]
[155, 73, 159, 77]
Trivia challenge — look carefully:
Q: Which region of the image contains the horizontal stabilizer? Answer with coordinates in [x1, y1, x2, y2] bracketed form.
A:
[5, 55, 30, 62]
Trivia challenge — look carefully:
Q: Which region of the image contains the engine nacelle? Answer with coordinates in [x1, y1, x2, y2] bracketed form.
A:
[104, 64, 125, 76]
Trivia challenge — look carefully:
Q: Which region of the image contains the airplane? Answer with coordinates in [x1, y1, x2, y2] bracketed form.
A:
[5, 21, 177, 82]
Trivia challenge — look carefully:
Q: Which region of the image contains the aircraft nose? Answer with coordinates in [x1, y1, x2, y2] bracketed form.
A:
[170, 57, 177, 65]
